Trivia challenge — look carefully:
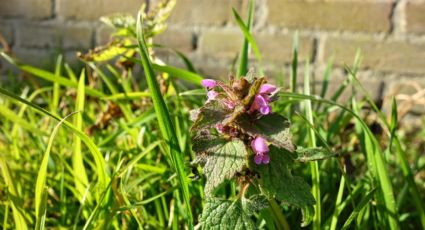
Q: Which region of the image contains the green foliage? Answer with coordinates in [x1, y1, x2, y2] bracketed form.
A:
[200, 199, 255, 230]
[194, 138, 247, 195]
[237, 113, 294, 151]
[255, 146, 315, 209]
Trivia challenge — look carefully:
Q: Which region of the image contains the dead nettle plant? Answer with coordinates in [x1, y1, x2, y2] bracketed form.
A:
[190, 73, 334, 228]
[183, 0, 339, 228]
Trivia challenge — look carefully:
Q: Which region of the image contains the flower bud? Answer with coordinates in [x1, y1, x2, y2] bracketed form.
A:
[201, 79, 217, 89]
[251, 136, 269, 154]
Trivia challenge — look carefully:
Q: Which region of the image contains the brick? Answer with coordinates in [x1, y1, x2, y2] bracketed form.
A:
[57, 0, 142, 21]
[169, 0, 242, 25]
[255, 33, 314, 63]
[0, 0, 52, 19]
[0, 21, 13, 46]
[16, 23, 61, 49]
[200, 30, 314, 64]
[16, 23, 93, 50]
[63, 25, 93, 50]
[155, 28, 193, 53]
[267, 0, 392, 32]
[64, 51, 85, 69]
[406, 1, 425, 34]
[199, 30, 243, 59]
[13, 48, 57, 69]
[96, 25, 115, 46]
[324, 37, 425, 74]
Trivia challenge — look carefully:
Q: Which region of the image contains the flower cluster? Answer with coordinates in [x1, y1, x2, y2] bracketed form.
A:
[200, 78, 278, 165]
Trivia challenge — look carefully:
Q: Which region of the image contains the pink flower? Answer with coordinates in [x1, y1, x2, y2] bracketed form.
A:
[207, 90, 218, 101]
[250, 94, 271, 115]
[249, 83, 278, 115]
[259, 83, 277, 95]
[251, 136, 270, 165]
[201, 79, 217, 89]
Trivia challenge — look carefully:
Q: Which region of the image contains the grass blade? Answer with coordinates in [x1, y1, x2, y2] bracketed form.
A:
[341, 189, 376, 230]
[291, 31, 299, 94]
[319, 58, 333, 99]
[136, 11, 193, 229]
[236, 0, 254, 77]
[232, 7, 263, 75]
[35, 112, 77, 229]
[0, 104, 46, 135]
[0, 158, 28, 230]
[330, 175, 345, 230]
[303, 61, 321, 229]
[73, 71, 89, 202]
[51, 55, 62, 113]
[101, 92, 150, 101]
[152, 63, 203, 85]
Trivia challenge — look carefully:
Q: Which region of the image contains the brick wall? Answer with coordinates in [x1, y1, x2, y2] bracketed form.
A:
[1, 0, 425, 102]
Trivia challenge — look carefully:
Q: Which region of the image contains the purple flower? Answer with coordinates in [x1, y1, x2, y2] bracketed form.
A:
[251, 136, 270, 165]
[207, 90, 218, 101]
[259, 83, 277, 95]
[250, 94, 271, 115]
[201, 79, 217, 89]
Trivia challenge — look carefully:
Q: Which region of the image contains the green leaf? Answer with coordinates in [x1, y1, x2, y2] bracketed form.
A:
[241, 195, 268, 215]
[200, 199, 255, 230]
[256, 146, 315, 209]
[190, 100, 230, 133]
[295, 147, 338, 162]
[238, 113, 294, 152]
[193, 137, 247, 196]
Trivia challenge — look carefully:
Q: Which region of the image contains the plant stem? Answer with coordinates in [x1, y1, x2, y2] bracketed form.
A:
[269, 199, 290, 230]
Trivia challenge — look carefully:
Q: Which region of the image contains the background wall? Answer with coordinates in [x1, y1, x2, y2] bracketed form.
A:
[1, 0, 425, 112]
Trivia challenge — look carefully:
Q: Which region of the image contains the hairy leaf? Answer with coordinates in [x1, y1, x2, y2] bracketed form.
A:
[200, 199, 255, 230]
[193, 137, 247, 196]
[295, 147, 338, 162]
[242, 195, 268, 215]
[238, 113, 294, 152]
[256, 146, 315, 209]
[191, 100, 230, 133]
